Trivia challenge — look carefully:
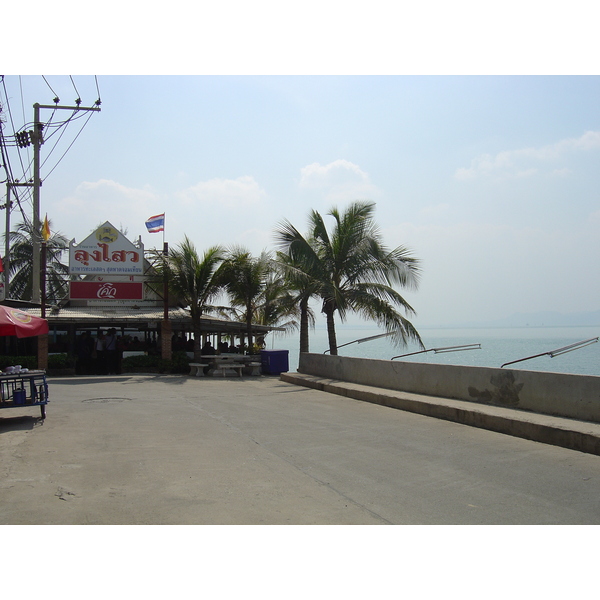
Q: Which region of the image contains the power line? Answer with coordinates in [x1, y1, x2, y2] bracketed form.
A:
[1, 77, 29, 181]
[3, 77, 102, 187]
[42, 76, 60, 103]
[70, 76, 82, 106]
[44, 109, 96, 179]
[1, 76, 102, 226]
[94, 76, 102, 105]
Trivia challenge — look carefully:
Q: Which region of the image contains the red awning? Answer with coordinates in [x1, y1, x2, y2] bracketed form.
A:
[0, 305, 49, 338]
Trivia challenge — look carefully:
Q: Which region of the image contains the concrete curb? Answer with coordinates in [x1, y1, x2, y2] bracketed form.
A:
[281, 372, 600, 456]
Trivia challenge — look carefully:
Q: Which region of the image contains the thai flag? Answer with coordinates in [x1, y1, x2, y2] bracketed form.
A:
[145, 213, 165, 233]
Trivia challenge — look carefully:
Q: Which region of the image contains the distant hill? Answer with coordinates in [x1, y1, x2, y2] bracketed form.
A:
[460, 310, 600, 328]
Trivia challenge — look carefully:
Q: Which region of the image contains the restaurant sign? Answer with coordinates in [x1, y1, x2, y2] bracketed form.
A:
[69, 222, 144, 275]
[69, 281, 144, 300]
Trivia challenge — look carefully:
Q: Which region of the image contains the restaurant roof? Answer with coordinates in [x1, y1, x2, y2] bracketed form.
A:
[13, 304, 281, 335]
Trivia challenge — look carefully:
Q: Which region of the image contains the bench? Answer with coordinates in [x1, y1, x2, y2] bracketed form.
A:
[212, 363, 244, 377]
[188, 363, 209, 377]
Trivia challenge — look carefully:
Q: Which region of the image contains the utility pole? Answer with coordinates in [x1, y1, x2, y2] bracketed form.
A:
[31, 101, 100, 303]
[32, 103, 41, 303]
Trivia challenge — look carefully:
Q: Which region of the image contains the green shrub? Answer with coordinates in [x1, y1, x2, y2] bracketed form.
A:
[48, 353, 76, 369]
[121, 351, 192, 374]
[121, 354, 160, 371]
[0, 355, 37, 370]
[169, 351, 192, 373]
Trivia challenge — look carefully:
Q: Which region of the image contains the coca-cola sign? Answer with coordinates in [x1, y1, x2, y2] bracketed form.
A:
[69, 222, 144, 275]
[69, 281, 144, 300]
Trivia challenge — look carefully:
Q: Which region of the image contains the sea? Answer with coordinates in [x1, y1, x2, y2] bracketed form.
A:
[269, 325, 600, 377]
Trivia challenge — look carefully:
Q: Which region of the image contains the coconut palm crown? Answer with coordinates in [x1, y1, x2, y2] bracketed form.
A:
[158, 236, 225, 360]
[276, 201, 424, 355]
[218, 247, 279, 352]
[5, 219, 70, 303]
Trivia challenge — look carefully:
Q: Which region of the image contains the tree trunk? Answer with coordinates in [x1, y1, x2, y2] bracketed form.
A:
[246, 315, 253, 354]
[299, 296, 309, 354]
[193, 322, 203, 362]
[325, 307, 337, 355]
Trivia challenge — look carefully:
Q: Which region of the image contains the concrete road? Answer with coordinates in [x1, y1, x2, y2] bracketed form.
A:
[1, 374, 600, 524]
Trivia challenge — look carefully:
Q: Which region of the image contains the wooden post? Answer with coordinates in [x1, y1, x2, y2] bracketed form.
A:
[161, 320, 172, 361]
[161, 241, 171, 360]
[37, 334, 48, 370]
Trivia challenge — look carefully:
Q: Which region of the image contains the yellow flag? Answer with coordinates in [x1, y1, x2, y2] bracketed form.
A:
[42, 214, 51, 242]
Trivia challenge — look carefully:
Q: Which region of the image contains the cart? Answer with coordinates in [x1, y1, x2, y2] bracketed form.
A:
[0, 370, 49, 419]
[0, 304, 50, 419]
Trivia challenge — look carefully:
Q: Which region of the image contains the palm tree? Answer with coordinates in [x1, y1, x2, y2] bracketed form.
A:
[276, 201, 424, 355]
[218, 247, 274, 353]
[273, 226, 320, 354]
[218, 262, 304, 350]
[254, 268, 302, 330]
[6, 219, 70, 303]
[157, 236, 225, 361]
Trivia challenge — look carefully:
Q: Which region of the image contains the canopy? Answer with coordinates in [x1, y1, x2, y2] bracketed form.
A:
[0, 305, 49, 338]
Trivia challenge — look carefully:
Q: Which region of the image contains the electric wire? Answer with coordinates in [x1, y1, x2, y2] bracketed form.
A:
[17, 76, 33, 180]
[43, 109, 96, 180]
[94, 76, 102, 105]
[42, 76, 59, 103]
[0, 79, 32, 224]
[1, 77, 29, 180]
[1, 76, 101, 238]
[70, 76, 81, 105]
[40, 113, 78, 171]
[19, 76, 27, 128]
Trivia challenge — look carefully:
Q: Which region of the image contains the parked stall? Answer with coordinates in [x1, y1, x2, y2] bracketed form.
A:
[0, 305, 50, 419]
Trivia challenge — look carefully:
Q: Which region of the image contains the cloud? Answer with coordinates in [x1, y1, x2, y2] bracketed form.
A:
[178, 176, 266, 208]
[455, 130, 600, 181]
[49, 176, 273, 252]
[299, 159, 381, 202]
[300, 159, 370, 187]
[61, 179, 159, 207]
[55, 179, 162, 239]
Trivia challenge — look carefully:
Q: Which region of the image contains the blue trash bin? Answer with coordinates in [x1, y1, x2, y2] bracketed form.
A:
[260, 349, 289, 375]
[13, 389, 26, 405]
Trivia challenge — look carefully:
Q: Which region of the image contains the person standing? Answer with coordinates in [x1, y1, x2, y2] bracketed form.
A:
[95, 331, 107, 375]
[76, 331, 94, 374]
[104, 328, 118, 375]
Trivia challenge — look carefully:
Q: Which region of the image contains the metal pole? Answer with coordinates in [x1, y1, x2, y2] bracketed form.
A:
[32, 103, 41, 303]
[4, 183, 10, 292]
[163, 242, 169, 320]
[391, 343, 482, 360]
[324, 331, 394, 353]
[501, 338, 598, 368]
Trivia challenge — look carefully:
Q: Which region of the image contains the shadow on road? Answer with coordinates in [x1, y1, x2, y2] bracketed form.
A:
[0, 414, 44, 433]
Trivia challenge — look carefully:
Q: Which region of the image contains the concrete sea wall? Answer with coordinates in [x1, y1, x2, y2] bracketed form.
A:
[298, 353, 600, 423]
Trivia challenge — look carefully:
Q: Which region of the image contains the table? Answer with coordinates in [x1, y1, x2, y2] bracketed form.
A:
[200, 355, 262, 377]
[0, 370, 49, 419]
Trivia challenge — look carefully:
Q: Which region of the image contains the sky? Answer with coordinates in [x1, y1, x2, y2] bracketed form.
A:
[3, 4, 600, 332]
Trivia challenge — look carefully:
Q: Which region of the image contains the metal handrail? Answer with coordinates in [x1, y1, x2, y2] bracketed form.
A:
[500, 337, 599, 368]
[323, 332, 395, 354]
[391, 343, 481, 360]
